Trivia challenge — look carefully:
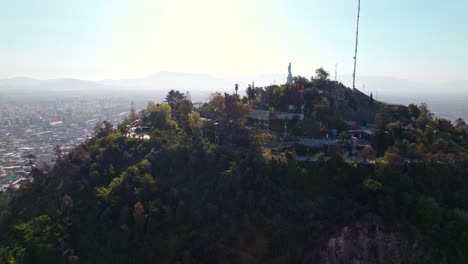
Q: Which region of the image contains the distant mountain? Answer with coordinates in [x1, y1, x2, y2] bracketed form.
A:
[0, 77, 112, 93]
[0, 77, 133, 102]
[232, 74, 287, 87]
[100, 72, 238, 100]
[0, 77, 42, 87]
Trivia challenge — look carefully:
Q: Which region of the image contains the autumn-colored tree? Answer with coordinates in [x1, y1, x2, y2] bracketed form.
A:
[133, 202, 147, 235]
[208, 92, 225, 119]
[224, 94, 252, 128]
[360, 145, 376, 160]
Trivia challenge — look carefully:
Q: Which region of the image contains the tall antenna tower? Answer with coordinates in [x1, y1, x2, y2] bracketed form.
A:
[352, 0, 361, 90]
[335, 63, 338, 82]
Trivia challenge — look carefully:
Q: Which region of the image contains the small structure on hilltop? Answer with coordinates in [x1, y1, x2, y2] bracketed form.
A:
[286, 62, 293, 84]
[127, 119, 151, 139]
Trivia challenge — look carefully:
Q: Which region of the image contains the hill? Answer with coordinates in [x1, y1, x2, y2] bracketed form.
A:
[0, 89, 467, 263]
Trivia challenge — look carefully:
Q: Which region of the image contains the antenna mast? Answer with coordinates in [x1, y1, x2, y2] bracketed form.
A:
[335, 63, 338, 82]
[352, 0, 361, 90]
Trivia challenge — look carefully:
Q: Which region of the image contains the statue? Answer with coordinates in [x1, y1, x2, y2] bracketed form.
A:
[287, 62, 293, 84]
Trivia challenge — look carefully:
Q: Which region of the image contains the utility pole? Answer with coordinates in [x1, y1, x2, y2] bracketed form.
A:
[352, 0, 361, 90]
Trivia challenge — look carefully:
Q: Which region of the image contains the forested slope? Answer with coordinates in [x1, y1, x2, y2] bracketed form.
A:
[1, 94, 468, 264]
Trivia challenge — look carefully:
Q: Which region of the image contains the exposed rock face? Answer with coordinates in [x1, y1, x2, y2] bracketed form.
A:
[311, 223, 441, 264]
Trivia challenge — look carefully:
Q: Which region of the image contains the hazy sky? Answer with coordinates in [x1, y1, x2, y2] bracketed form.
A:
[1, 0, 467, 81]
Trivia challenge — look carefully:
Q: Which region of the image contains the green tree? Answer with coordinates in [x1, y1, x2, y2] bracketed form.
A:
[188, 111, 203, 133]
[408, 103, 421, 119]
[174, 99, 193, 129]
[264, 85, 284, 109]
[94, 120, 113, 138]
[146, 101, 158, 112]
[315, 67, 330, 80]
[165, 90, 186, 109]
[415, 196, 442, 232]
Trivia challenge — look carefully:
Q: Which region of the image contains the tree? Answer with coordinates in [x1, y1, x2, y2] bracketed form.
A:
[415, 103, 433, 129]
[313, 97, 331, 120]
[129, 100, 138, 121]
[152, 103, 173, 129]
[54, 145, 63, 163]
[165, 90, 186, 109]
[387, 121, 402, 139]
[118, 123, 129, 137]
[374, 111, 389, 130]
[360, 145, 376, 160]
[94, 121, 113, 138]
[146, 101, 158, 112]
[408, 103, 420, 119]
[188, 111, 203, 133]
[208, 92, 225, 119]
[373, 130, 394, 156]
[174, 99, 193, 129]
[224, 94, 252, 128]
[363, 178, 383, 192]
[315, 67, 330, 80]
[26, 154, 36, 171]
[293, 76, 309, 85]
[455, 118, 466, 129]
[143, 102, 174, 129]
[246, 85, 255, 100]
[415, 196, 442, 232]
[133, 202, 147, 235]
[264, 85, 284, 109]
[281, 84, 304, 111]
[369, 93, 374, 106]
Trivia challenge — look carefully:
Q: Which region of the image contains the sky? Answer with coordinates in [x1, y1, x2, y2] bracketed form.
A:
[1, 0, 467, 82]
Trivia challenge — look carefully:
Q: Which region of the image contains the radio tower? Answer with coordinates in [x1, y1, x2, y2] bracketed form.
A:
[335, 63, 338, 82]
[352, 0, 361, 90]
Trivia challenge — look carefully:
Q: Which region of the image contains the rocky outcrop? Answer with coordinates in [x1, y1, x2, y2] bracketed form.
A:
[308, 222, 441, 264]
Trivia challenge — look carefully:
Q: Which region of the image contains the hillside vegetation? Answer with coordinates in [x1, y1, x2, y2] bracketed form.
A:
[1, 86, 468, 263]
